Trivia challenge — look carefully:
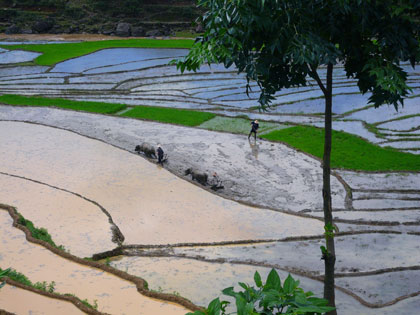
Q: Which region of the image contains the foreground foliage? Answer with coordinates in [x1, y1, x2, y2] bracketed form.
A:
[0, 94, 126, 114]
[188, 269, 334, 315]
[262, 126, 420, 171]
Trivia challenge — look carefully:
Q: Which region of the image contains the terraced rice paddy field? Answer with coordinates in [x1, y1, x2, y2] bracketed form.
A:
[0, 38, 419, 314]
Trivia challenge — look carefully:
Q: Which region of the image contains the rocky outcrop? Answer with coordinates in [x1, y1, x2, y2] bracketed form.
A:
[32, 19, 55, 33]
[5, 24, 20, 34]
[115, 22, 131, 37]
[131, 26, 145, 37]
[145, 29, 163, 37]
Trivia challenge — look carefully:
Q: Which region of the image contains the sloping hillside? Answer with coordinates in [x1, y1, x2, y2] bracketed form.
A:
[1, 0, 201, 36]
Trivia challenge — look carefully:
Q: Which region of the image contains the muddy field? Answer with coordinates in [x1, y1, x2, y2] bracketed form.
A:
[0, 40, 419, 314]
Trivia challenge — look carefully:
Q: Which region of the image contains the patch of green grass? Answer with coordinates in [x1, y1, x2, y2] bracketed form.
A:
[199, 116, 285, 134]
[261, 125, 420, 171]
[121, 106, 216, 127]
[0, 94, 126, 114]
[0, 267, 99, 310]
[0, 267, 56, 293]
[0, 267, 31, 287]
[17, 213, 64, 251]
[0, 39, 194, 66]
[174, 30, 200, 38]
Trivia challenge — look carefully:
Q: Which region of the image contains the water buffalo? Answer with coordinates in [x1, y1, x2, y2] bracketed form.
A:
[135, 142, 156, 158]
[185, 168, 208, 185]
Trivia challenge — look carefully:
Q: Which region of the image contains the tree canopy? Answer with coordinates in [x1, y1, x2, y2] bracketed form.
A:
[175, 1, 420, 313]
[177, 0, 419, 109]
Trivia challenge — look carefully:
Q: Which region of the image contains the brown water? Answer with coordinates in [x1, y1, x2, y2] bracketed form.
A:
[0, 211, 188, 314]
[0, 174, 114, 257]
[0, 121, 323, 246]
[0, 284, 84, 315]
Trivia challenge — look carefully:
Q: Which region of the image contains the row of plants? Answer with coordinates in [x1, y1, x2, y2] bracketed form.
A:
[12, 209, 66, 251]
[0, 94, 418, 171]
[0, 267, 98, 310]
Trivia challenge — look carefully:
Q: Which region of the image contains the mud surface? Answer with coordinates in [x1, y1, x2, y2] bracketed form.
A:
[0, 284, 84, 315]
[1, 108, 419, 314]
[0, 108, 347, 214]
[0, 121, 324, 246]
[0, 173, 115, 257]
[0, 41, 419, 314]
[0, 210, 188, 315]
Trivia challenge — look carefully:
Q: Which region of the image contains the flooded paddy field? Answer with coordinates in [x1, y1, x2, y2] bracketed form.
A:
[0, 39, 419, 314]
[1, 45, 420, 152]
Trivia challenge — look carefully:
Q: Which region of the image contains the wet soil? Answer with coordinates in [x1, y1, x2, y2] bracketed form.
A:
[0, 284, 84, 315]
[0, 110, 418, 314]
[0, 120, 325, 246]
[0, 210, 188, 314]
[0, 42, 419, 313]
[0, 173, 114, 257]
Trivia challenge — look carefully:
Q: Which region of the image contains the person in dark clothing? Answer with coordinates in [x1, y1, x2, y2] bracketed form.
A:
[248, 119, 259, 140]
[157, 144, 164, 164]
[210, 172, 224, 191]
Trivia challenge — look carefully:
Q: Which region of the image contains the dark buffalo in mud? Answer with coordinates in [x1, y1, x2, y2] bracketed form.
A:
[135, 143, 156, 158]
[185, 168, 208, 185]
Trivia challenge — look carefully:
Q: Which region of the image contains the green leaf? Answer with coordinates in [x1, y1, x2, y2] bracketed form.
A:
[265, 269, 281, 291]
[294, 291, 308, 305]
[254, 271, 262, 288]
[222, 286, 236, 297]
[283, 274, 298, 294]
[244, 301, 256, 314]
[235, 295, 247, 315]
[207, 298, 222, 315]
[239, 282, 248, 291]
[0, 268, 11, 278]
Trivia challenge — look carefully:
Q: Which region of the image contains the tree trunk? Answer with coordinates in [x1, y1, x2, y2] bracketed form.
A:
[323, 63, 337, 314]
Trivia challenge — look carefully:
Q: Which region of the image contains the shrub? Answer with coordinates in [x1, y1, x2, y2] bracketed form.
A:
[188, 269, 335, 315]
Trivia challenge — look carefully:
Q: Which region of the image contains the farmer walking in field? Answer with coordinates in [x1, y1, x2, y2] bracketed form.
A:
[248, 119, 259, 140]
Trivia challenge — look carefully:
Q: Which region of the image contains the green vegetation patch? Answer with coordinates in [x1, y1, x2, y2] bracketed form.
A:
[0, 94, 126, 114]
[199, 116, 285, 135]
[262, 125, 420, 171]
[121, 106, 216, 127]
[0, 39, 194, 66]
[0, 267, 56, 293]
[17, 213, 64, 251]
[0, 267, 98, 310]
